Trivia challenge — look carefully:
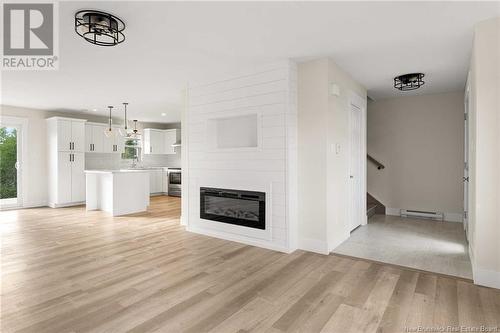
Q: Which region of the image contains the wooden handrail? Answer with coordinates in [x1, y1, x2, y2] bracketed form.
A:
[367, 154, 385, 170]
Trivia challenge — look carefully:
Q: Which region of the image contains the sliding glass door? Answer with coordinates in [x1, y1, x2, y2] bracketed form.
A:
[0, 125, 20, 207]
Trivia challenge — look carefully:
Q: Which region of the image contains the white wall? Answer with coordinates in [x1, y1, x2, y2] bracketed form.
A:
[297, 58, 367, 254]
[367, 92, 465, 222]
[467, 17, 500, 289]
[184, 60, 298, 253]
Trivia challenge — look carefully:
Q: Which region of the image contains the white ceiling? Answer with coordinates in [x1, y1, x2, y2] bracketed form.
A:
[2, 1, 499, 123]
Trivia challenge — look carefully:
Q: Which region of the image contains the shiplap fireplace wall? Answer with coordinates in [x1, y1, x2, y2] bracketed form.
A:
[183, 60, 298, 253]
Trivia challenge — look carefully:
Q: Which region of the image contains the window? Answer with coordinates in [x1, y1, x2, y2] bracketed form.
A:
[122, 137, 141, 160]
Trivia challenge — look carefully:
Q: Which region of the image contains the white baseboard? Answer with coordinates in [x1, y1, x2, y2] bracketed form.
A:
[473, 266, 500, 289]
[386, 207, 463, 223]
[443, 212, 463, 223]
[48, 201, 85, 208]
[1, 201, 48, 211]
[186, 225, 292, 254]
[298, 237, 329, 255]
[386, 207, 400, 216]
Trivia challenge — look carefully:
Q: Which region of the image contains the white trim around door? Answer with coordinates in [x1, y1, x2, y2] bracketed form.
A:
[348, 92, 368, 230]
[0, 116, 28, 209]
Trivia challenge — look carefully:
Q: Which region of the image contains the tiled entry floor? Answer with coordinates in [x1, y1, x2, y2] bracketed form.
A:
[333, 214, 473, 279]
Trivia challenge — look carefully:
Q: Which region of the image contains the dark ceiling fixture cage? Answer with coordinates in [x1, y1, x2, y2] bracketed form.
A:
[75, 10, 125, 46]
[394, 73, 425, 91]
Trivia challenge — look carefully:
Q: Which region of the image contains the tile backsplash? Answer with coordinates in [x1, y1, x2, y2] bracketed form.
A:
[85, 151, 181, 170]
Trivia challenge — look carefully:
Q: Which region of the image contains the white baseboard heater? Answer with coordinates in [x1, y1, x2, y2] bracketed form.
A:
[400, 209, 444, 221]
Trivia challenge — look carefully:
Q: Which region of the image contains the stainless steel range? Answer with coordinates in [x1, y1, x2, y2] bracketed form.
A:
[167, 168, 181, 197]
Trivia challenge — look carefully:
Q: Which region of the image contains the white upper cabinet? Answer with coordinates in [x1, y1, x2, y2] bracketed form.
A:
[85, 123, 105, 153]
[57, 120, 72, 151]
[164, 129, 177, 155]
[144, 129, 164, 155]
[71, 121, 86, 152]
[144, 128, 179, 155]
[53, 118, 86, 152]
[86, 124, 123, 154]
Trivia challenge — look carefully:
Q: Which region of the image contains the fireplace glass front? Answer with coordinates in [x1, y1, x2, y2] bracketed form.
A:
[200, 187, 265, 230]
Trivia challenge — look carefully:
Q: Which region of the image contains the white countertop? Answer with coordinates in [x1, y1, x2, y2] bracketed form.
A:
[84, 169, 151, 174]
[85, 166, 180, 174]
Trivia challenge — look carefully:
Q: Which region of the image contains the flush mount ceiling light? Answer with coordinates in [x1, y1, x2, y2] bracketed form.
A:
[394, 73, 425, 91]
[75, 10, 125, 46]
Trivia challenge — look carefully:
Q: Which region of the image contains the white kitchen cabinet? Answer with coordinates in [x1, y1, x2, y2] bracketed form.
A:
[56, 119, 85, 152]
[71, 152, 86, 202]
[47, 117, 87, 207]
[162, 169, 169, 194]
[144, 128, 179, 155]
[86, 124, 123, 154]
[72, 121, 86, 152]
[143, 129, 165, 155]
[57, 151, 72, 203]
[163, 129, 177, 154]
[85, 123, 104, 153]
[149, 169, 163, 194]
[106, 127, 125, 154]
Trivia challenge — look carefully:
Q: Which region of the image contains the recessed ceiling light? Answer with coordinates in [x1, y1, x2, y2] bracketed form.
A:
[92, 108, 98, 112]
[161, 113, 167, 116]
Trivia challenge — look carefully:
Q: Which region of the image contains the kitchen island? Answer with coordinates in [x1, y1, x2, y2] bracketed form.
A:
[85, 169, 150, 216]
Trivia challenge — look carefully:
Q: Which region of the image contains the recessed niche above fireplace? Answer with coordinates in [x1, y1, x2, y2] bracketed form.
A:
[207, 113, 261, 150]
[200, 187, 265, 230]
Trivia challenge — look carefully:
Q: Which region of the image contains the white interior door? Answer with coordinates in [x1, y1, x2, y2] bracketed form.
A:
[349, 104, 363, 231]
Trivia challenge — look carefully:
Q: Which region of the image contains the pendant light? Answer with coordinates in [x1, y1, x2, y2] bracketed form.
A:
[126, 119, 140, 139]
[118, 102, 128, 137]
[104, 105, 116, 137]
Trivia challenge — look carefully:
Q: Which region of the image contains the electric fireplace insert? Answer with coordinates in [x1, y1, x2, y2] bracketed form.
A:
[200, 187, 265, 230]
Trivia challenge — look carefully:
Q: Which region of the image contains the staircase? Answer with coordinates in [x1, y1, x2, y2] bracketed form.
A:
[367, 193, 385, 219]
[366, 154, 386, 220]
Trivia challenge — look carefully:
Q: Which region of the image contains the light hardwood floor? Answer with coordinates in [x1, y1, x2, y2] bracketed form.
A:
[1, 196, 499, 333]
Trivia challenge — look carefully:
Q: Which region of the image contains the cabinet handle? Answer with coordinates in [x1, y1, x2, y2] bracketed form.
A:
[92, 143, 94, 151]
[150, 146, 152, 153]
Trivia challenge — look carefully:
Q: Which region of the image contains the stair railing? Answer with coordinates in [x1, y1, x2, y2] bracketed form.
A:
[367, 154, 385, 170]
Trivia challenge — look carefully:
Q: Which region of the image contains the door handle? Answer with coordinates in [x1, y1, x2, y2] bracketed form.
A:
[350, 175, 354, 179]
[15, 161, 19, 170]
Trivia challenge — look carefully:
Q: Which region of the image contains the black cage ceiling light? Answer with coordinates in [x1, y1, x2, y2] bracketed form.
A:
[75, 10, 125, 46]
[394, 73, 425, 91]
